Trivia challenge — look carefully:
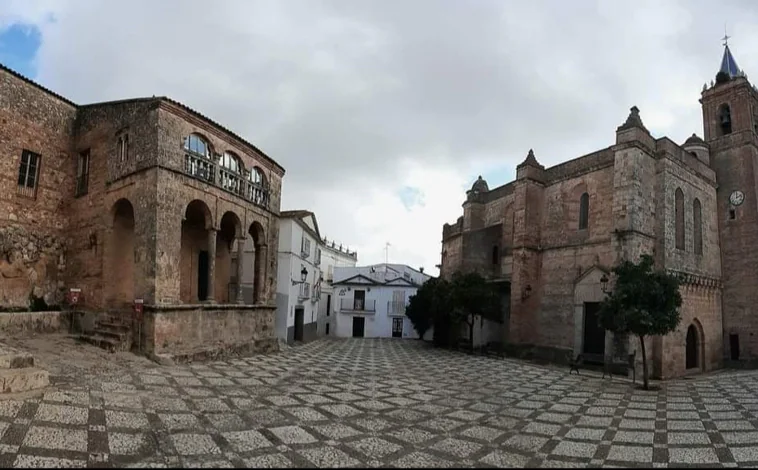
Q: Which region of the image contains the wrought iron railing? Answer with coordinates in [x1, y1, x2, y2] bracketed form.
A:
[340, 298, 376, 312]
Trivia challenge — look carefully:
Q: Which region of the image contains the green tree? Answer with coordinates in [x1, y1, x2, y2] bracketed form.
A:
[450, 272, 503, 352]
[406, 277, 449, 340]
[598, 254, 682, 390]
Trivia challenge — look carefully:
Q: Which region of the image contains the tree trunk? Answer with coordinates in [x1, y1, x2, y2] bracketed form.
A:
[639, 335, 649, 390]
[469, 318, 475, 353]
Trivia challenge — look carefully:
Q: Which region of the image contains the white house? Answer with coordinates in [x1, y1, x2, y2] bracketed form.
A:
[316, 239, 358, 337]
[331, 263, 432, 339]
[275, 210, 323, 344]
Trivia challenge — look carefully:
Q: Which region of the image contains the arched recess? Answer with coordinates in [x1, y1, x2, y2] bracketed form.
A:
[217, 211, 243, 303]
[675, 188, 685, 250]
[718, 103, 732, 136]
[686, 319, 705, 371]
[106, 198, 136, 308]
[693, 198, 703, 255]
[567, 182, 589, 232]
[249, 221, 267, 303]
[180, 200, 214, 303]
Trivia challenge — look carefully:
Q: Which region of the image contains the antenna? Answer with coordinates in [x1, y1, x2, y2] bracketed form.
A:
[384, 242, 391, 265]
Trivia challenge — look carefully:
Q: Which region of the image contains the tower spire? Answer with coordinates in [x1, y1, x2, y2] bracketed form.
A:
[719, 28, 742, 79]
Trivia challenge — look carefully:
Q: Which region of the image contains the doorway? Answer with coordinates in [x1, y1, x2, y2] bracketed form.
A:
[354, 290, 365, 310]
[582, 302, 605, 360]
[198, 250, 209, 301]
[294, 308, 304, 342]
[686, 324, 699, 369]
[392, 318, 403, 338]
[730, 333, 740, 361]
[352, 317, 365, 337]
[326, 294, 332, 316]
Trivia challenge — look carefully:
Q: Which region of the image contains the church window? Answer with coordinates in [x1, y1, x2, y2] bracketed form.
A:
[578, 192, 589, 230]
[675, 188, 685, 250]
[719, 104, 732, 135]
[693, 198, 703, 255]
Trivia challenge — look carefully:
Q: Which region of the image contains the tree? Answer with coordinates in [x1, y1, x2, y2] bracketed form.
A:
[406, 277, 449, 340]
[450, 272, 503, 352]
[598, 254, 682, 390]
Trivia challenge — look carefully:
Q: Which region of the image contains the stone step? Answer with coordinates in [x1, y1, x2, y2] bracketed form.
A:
[94, 329, 129, 343]
[0, 351, 34, 369]
[96, 322, 131, 334]
[78, 334, 120, 353]
[0, 367, 49, 394]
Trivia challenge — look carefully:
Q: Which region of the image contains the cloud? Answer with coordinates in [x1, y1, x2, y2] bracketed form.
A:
[2, 0, 758, 276]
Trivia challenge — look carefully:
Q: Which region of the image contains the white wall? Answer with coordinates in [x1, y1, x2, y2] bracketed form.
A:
[317, 245, 358, 336]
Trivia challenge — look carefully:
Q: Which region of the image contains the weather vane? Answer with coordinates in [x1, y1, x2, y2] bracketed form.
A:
[723, 24, 730, 47]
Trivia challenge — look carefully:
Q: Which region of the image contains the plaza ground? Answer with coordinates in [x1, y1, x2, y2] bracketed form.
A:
[0, 335, 755, 467]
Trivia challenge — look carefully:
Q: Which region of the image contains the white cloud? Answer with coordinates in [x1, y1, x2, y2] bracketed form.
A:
[3, 0, 758, 276]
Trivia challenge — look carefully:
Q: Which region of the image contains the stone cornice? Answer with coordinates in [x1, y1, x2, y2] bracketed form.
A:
[666, 270, 722, 289]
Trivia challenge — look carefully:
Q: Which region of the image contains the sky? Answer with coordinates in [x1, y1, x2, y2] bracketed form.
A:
[2, 0, 758, 277]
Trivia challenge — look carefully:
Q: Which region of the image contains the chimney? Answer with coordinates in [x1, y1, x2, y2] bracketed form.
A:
[419, 267, 424, 273]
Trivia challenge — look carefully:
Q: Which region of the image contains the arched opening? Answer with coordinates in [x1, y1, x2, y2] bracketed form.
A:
[693, 198, 703, 255]
[578, 192, 589, 230]
[180, 200, 213, 303]
[217, 211, 242, 303]
[675, 188, 685, 250]
[107, 199, 136, 308]
[248, 167, 269, 207]
[249, 221, 266, 303]
[719, 104, 732, 136]
[686, 324, 700, 370]
[219, 151, 243, 194]
[491, 245, 499, 265]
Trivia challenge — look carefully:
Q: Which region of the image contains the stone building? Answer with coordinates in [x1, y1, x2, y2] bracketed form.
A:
[439, 44, 758, 379]
[0, 63, 284, 360]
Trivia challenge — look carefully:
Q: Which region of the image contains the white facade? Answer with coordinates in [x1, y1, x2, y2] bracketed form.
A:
[331, 263, 432, 339]
[317, 240, 358, 337]
[275, 211, 323, 343]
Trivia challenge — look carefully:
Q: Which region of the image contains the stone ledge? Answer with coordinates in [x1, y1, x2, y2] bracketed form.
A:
[145, 303, 276, 312]
[147, 338, 279, 365]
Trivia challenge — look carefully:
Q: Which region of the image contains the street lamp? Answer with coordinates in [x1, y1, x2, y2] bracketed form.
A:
[600, 273, 610, 293]
[291, 266, 308, 285]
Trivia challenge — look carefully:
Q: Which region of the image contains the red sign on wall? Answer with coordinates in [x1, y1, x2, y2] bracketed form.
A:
[133, 298, 144, 321]
[67, 288, 82, 306]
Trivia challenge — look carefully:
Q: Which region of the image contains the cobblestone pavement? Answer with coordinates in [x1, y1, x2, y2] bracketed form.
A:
[1, 337, 758, 467]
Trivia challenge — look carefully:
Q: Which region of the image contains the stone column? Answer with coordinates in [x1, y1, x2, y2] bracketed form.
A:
[235, 236, 246, 304]
[255, 244, 267, 304]
[206, 228, 217, 303]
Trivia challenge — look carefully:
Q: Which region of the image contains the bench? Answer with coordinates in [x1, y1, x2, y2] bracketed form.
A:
[569, 353, 583, 375]
[602, 351, 637, 383]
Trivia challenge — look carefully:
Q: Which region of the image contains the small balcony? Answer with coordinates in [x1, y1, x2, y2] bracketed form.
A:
[387, 301, 406, 316]
[184, 153, 270, 209]
[340, 298, 376, 313]
[298, 283, 310, 301]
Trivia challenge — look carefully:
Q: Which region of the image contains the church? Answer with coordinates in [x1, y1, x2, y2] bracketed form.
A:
[440, 41, 755, 379]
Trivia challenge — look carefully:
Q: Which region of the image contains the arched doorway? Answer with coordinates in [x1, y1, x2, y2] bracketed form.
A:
[217, 211, 242, 303]
[180, 200, 213, 303]
[107, 199, 135, 308]
[686, 324, 699, 370]
[249, 221, 266, 303]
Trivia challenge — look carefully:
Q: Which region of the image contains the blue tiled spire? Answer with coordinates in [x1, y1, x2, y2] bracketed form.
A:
[720, 44, 741, 78]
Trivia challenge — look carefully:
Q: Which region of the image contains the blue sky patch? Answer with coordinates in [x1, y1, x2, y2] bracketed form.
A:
[398, 186, 424, 210]
[0, 23, 41, 78]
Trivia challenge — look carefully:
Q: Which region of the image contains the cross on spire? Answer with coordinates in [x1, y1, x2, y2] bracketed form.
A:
[723, 24, 730, 46]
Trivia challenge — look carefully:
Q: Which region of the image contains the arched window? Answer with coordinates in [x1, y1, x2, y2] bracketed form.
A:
[693, 198, 703, 255]
[219, 151, 242, 173]
[185, 133, 210, 158]
[248, 166, 268, 206]
[219, 151, 243, 193]
[578, 192, 589, 230]
[492, 245, 499, 265]
[675, 188, 685, 250]
[719, 104, 732, 136]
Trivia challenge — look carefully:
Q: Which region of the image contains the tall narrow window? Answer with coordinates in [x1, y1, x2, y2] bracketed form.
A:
[492, 245, 499, 265]
[719, 104, 732, 136]
[118, 135, 130, 162]
[76, 150, 90, 197]
[675, 188, 685, 250]
[578, 192, 590, 230]
[17, 150, 40, 198]
[693, 198, 703, 255]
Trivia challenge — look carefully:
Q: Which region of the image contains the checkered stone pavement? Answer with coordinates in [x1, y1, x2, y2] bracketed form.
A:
[2, 338, 758, 467]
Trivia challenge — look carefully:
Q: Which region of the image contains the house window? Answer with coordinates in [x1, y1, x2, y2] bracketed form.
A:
[301, 237, 311, 258]
[675, 188, 685, 250]
[184, 133, 210, 157]
[118, 135, 129, 162]
[219, 151, 243, 193]
[17, 150, 40, 198]
[578, 192, 590, 230]
[693, 198, 703, 255]
[325, 323, 330, 335]
[76, 150, 90, 197]
[729, 209, 737, 220]
[315, 248, 322, 265]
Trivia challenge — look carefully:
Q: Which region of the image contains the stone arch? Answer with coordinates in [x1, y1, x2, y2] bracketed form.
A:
[216, 211, 243, 302]
[249, 221, 267, 303]
[106, 198, 136, 308]
[686, 319, 705, 370]
[184, 132, 214, 158]
[180, 200, 215, 303]
[718, 103, 732, 136]
[675, 188, 685, 250]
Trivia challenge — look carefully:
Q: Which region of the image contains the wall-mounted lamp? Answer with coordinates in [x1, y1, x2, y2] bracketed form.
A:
[521, 284, 532, 300]
[291, 267, 308, 285]
[600, 273, 610, 293]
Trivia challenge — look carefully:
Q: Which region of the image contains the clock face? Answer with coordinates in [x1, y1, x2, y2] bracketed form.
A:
[730, 190, 745, 206]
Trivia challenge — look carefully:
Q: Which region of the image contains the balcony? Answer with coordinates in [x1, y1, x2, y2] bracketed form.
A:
[340, 298, 376, 313]
[387, 301, 406, 316]
[184, 153, 270, 209]
[298, 283, 310, 301]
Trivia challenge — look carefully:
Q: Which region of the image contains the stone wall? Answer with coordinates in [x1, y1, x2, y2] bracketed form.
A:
[140, 305, 277, 360]
[0, 311, 69, 336]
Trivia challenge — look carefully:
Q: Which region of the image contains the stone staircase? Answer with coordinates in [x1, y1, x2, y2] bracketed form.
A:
[78, 312, 134, 353]
[0, 345, 49, 394]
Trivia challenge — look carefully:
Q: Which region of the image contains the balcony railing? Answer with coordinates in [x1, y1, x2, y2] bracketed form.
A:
[387, 301, 406, 316]
[184, 153, 270, 209]
[298, 283, 310, 300]
[340, 298, 376, 313]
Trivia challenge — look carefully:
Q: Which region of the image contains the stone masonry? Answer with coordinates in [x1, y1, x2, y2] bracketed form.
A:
[439, 48, 757, 379]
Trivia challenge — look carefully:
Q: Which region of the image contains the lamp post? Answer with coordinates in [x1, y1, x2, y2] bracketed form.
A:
[600, 273, 610, 294]
[291, 267, 308, 286]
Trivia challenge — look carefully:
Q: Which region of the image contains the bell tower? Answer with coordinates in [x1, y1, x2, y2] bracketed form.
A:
[702, 35, 758, 363]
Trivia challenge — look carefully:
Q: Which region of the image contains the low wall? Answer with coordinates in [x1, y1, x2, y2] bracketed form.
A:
[0, 311, 70, 336]
[141, 304, 278, 363]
